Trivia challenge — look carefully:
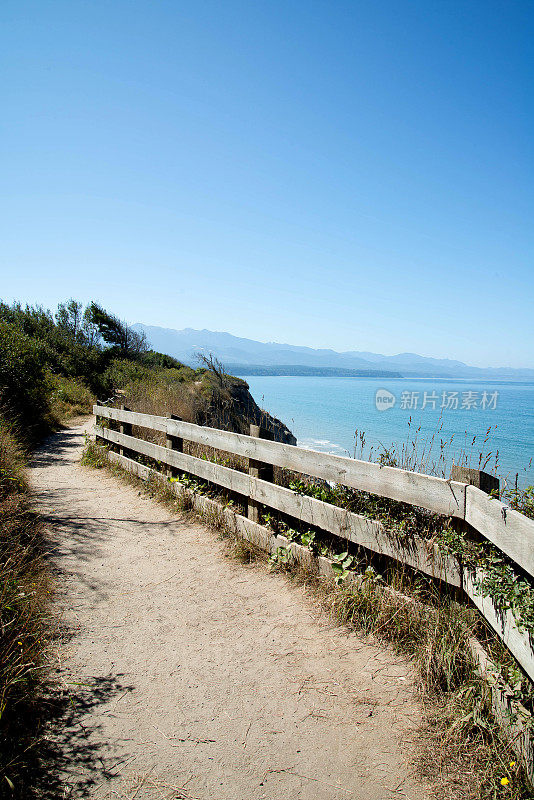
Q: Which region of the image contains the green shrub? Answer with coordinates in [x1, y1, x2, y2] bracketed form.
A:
[46, 374, 95, 421]
[103, 358, 153, 389]
[142, 350, 185, 369]
[504, 484, 534, 520]
[0, 321, 51, 439]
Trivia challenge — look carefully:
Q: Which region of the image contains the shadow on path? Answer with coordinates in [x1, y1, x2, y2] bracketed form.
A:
[30, 428, 88, 469]
[25, 675, 135, 799]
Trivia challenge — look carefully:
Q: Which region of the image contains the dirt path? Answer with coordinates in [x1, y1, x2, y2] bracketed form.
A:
[29, 419, 429, 800]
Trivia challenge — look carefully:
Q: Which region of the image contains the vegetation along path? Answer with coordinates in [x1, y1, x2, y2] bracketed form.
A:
[30, 419, 429, 800]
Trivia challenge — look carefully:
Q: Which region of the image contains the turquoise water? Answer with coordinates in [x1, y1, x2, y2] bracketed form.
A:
[244, 377, 534, 489]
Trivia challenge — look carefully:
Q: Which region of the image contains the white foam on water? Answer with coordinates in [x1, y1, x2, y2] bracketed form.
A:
[297, 437, 347, 455]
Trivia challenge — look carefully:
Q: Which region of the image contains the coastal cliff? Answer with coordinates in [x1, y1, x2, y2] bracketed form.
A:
[114, 360, 296, 446]
[199, 374, 296, 444]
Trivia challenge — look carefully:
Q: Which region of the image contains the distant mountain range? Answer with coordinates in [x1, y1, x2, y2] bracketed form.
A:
[133, 324, 534, 380]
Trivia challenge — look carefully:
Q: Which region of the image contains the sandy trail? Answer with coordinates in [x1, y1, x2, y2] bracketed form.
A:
[29, 418, 428, 800]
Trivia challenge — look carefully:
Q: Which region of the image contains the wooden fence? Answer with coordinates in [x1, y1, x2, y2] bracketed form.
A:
[93, 403, 534, 779]
[93, 404, 534, 674]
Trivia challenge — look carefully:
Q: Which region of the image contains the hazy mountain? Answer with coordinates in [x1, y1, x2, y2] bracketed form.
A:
[133, 324, 534, 380]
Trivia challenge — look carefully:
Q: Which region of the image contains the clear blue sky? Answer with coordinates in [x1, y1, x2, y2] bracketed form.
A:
[1, 1, 533, 367]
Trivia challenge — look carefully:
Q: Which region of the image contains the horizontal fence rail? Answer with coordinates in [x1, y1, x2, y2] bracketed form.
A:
[465, 485, 534, 578]
[95, 404, 534, 577]
[96, 424, 463, 587]
[94, 406, 467, 516]
[93, 404, 534, 684]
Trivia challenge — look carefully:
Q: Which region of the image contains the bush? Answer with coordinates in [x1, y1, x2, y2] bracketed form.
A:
[103, 358, 153, 390]
[142, 350, 185, 369]
[504, 484, 534, 520]
[46, 374, 95, 422]
[0, 321, 51, 439]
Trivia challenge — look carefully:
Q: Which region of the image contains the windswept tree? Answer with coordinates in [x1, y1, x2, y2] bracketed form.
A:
[55, 299, 84, 339]
[86, 302, 148, 359]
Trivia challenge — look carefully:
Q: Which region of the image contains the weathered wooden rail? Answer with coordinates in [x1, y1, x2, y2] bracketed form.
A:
[93, 403, 534, 675]
[93, 403, 534, 779]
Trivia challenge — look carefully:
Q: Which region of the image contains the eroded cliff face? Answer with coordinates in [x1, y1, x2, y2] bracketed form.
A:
[196, 376, 296, 445]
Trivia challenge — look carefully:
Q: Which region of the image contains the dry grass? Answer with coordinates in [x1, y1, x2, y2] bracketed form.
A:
[324, 575, 474, 693]
[0, 417, 54, 797]
[352, 417, 503, 481]
[416, 696, 530, 800]
[121, 376, 204, 427]
[114, 379, 247, 471]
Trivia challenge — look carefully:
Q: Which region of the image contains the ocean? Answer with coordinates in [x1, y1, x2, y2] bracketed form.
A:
[244, 376, 534, 489]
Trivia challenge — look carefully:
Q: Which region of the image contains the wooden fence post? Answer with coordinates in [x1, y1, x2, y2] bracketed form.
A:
[95, 404, 103, 446]
[450, 465, 500, 499]
[119, 404, 132, 457]
[248, 424, 274, 523]
[166, 414, 183, 479]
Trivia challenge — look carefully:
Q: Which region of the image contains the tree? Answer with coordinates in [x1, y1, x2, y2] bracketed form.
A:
[82, 305, 102, 348]
[55, 299, 84, 339]
[86, 302, 148, 359]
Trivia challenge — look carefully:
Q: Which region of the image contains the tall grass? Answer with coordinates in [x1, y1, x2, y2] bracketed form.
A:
[351, 416, 502, 479]
[351, 416, 534, 512]
[0, 416, 53, 796]
[119, 373, 207, 427]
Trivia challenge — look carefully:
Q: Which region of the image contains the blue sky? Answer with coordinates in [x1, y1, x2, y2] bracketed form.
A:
[1, 1, 533, 367]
